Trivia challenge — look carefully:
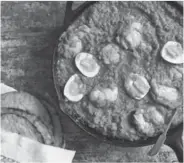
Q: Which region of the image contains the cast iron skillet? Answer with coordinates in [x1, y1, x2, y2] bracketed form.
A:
[52, 2, 183, 162]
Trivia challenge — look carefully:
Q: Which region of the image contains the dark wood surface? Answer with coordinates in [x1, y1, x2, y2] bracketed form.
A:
[1, 2, 178, 162]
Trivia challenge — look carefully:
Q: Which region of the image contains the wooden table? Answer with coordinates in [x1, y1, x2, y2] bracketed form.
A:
[1, 2, 178, 162]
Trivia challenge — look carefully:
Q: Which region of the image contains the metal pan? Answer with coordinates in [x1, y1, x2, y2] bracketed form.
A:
[52, 2, 183, 162]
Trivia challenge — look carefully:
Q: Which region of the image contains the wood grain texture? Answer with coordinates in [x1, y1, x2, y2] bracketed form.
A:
[1, 2, 178, 162]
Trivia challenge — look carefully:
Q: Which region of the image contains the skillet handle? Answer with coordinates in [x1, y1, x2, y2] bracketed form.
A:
[165, 123, 183, 162]
[64, 1, 96, 28]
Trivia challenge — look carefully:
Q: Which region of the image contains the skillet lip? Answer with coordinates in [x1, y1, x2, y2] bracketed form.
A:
[52, 1, 183, 147]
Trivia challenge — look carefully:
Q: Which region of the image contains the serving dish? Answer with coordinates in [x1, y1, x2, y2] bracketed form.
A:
[52, 2, 183, 162]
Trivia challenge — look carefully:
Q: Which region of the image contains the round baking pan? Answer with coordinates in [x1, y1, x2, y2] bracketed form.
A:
[52, 2, 183, 162]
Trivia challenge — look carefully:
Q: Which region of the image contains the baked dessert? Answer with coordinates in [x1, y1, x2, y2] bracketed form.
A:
[55, 2, 183, 141]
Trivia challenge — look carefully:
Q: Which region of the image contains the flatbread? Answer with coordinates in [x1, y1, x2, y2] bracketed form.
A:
[1, 107, 54, 145]
[41, 100, 65, 147]
[1, 114, 43, 143]
[1, 91, 52, 129]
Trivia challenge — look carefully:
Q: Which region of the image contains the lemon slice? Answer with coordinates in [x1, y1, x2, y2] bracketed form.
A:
[161, 41, 183, 64]
[75, 52, 100, 77]
[64, 74, 85, 102]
